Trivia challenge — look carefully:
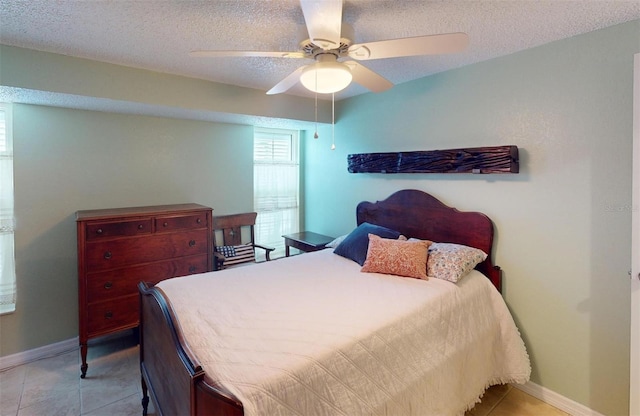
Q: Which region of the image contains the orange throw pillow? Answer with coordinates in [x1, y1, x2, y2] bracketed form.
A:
[361, 234, 432, 280]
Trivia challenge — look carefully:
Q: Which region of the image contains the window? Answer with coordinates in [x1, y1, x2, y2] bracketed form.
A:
[253, 128, 300, 259]
[0, 104, 16, 314]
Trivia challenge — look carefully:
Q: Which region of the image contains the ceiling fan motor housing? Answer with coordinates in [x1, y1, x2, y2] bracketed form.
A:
[299, 53, 353, 94]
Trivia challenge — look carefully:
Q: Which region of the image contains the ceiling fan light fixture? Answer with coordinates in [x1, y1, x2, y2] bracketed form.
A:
[300, 61, 352, 94]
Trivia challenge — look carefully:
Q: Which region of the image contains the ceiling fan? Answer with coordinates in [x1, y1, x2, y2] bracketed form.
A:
[190, 0, 469, 95]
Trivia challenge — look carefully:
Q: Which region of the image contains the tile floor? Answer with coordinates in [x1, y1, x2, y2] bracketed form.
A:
[1, 332, 568, 416]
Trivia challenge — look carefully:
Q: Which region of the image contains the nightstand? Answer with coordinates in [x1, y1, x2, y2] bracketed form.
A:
[282, 232, 334, 257]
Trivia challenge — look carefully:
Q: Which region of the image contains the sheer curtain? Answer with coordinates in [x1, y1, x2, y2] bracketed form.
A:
[254, 128, 299, 259]
[0, 104, 16, 314]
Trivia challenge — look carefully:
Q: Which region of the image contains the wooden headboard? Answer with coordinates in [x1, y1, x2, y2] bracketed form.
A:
[356, 189, 502, 291]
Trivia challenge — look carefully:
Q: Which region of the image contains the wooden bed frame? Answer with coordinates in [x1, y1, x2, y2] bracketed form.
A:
[138, 189, 501, 416]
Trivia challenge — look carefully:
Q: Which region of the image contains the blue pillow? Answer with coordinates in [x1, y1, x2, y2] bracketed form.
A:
[334, 222, 402, 265]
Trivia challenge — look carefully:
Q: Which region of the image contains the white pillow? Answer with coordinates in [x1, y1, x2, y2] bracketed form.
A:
[409, 239, 488, 283]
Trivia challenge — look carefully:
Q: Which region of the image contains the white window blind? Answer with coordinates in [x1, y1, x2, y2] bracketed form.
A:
[254, 128, 299, 259]
[0, 104, 16, 314]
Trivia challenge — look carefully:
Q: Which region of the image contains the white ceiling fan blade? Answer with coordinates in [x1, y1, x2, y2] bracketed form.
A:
[300, 0, 343, 50]
[344, 61, 393, 93]
[190, 50, 305, 59]
[266, 66, 307, 95]
[348, 32, 469, 60]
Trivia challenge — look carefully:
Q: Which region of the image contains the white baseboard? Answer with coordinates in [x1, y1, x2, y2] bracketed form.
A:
[0, 337, 78, 371]
[513, 381, 605, 416]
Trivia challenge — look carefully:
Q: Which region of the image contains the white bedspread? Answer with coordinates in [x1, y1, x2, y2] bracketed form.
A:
[157, 249, 530, 416]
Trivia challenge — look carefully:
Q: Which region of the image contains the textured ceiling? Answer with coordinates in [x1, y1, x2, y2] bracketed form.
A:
[1, 0, 639, 102]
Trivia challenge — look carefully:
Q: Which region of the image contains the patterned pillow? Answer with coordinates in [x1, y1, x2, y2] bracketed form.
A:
[427, 242, 487, 282]
[361, 234, 432, 279]
[334, 222, 402, 266]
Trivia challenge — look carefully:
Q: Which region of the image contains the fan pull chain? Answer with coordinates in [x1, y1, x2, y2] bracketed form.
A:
[314, 92, 319, 139]
[314, 70, 319, 139]
[331, 92, 336, 150]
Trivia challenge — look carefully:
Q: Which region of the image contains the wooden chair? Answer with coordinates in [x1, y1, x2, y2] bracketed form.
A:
[212, 212, 275, 270]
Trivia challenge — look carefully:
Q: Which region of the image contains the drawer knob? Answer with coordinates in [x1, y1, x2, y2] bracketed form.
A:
[104, 281, 113, 289]
[189, 265, 196, 273]
[163, 222, 168, 227]
[189, 240, 196, 247]
[96, 228, 103, 235]
[196, 218, 202, 224]
[104, 251, 112, 260]
[138, 224, 144, 230]
[104, 311, 113, 319]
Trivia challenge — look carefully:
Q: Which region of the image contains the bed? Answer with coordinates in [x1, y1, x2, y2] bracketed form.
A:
[138, 189, 530, 416]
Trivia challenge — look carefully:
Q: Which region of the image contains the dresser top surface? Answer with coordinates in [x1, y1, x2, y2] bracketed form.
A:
[76, 203, 212, 221]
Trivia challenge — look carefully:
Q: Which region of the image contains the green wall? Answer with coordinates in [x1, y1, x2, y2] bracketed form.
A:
[304, 20, 640, 415]
[1, 105, 255, 355]
[0, 44, 326, 359]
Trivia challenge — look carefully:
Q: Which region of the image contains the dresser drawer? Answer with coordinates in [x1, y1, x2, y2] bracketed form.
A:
[85, 230, 209, 271]
[86, 254, 209, 303]
[85, 218, 153, 241]
[155, 213, 208, 233]
[87, 295, 138, 337]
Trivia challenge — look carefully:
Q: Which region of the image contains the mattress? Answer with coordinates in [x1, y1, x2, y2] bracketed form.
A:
[157, 249, 530, 416]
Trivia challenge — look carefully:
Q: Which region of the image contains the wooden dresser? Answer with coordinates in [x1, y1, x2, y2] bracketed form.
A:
[76, 203, 213, 378]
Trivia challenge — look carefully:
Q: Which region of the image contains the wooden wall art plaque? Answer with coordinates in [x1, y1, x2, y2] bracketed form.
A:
[347, 145, 519, 174]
